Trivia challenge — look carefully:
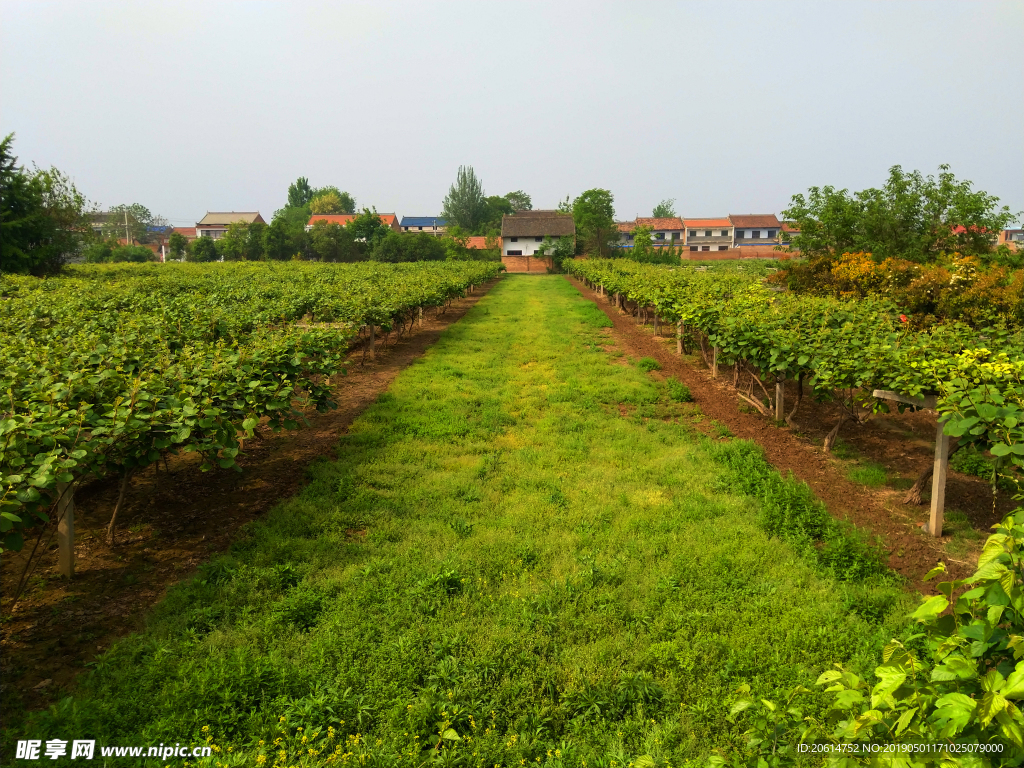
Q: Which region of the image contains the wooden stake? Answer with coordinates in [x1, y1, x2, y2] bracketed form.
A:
[712, 346, 719, 378]
[418, 306, 423, 328]
[926, 420, 949, 537]
[56, 481, 74, 579]
[676, 321, 682, 354]
[369, 325, 376, 360]
[775, 377, 784, 421]
[653, 314, 659, 336]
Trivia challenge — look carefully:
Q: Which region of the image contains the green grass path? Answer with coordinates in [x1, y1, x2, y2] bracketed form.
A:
[17, 276, 907, 767]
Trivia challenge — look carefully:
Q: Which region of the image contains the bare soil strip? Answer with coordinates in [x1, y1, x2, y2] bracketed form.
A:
[565, 275, 1006, 592]
[0, 280, 498, 712]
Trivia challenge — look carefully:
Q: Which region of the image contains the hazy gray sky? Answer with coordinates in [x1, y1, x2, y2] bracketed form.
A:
[2, 0, 1021, 226]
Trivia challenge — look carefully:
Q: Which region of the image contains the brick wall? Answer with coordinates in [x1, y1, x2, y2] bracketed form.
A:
[502, 255, 554, 273]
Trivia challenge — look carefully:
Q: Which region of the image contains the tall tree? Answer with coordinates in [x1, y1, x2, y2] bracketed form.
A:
[440, 165, 486, 230]
[308, 220, 361, 262]
[572, 189, 617, 257]
[652, 199, 676, 218]
[505, 190, 532, 211]
[0, 133, 90, 275]
[287, 177, 314, 209]
[102, 203, 155, 243]
[168, 232, 189, 260]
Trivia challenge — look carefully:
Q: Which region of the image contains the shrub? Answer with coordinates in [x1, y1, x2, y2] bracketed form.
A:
[666, 377, 692, 403]
[637, 357, 661, 372]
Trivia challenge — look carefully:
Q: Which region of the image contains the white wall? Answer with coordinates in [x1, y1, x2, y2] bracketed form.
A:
[502, 235, 553, 256]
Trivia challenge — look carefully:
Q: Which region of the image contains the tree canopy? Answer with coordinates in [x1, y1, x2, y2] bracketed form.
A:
[309, 186, 356, 215]
[652, 199, 677, 218]
[572, 189, 618, 258]
[0, 134, 91, 275]
[784, 165, 1019, 263]
[505, 190, 532, 211]
[440, 166, 486, 231]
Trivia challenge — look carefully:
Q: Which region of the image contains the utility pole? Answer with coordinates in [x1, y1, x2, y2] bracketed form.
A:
[124, 210, 130, 244]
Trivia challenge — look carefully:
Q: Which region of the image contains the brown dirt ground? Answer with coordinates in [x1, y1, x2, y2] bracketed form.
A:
[0, 281, 497, 714]
[566, 275, 1011, 593]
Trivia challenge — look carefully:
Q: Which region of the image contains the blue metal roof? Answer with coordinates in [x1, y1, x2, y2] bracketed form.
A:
[400, 216, 447, 228]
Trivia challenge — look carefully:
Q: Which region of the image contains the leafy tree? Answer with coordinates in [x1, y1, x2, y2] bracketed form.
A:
[269, 206, 310, 258]
[475, 195, 514, 235]
[556, 195, 573, 213]
[188, 236, 219, 263]
[308, 220, 362, 262]
[346, 209, 391, 248]
[652, 199, 676, 218]
[401, 232, 446, 262]
[536, 235, 575, 272]
[218, 221, 250, 261]
[309, 191, 343, 215]
[572, 189, 617, 257]
[246, 221, 267, 261]
[168, 232, 189, 260]
[102, 203, 157, 243]
[505, 190, 532, 211]
[784, 165, 1020, 263]
[82, 242, 114, 263]
[0, 134, 91, 275]
[287, 177, 314, 209]
[311, 186, 356, 214]
[262, 220, 290, 261]
[630, 224, 654, 260]
[440, 165, 486, 230]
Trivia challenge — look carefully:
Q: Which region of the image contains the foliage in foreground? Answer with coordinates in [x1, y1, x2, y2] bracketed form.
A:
[5, 277, 906, 766]
[720, 512, 1024, 767]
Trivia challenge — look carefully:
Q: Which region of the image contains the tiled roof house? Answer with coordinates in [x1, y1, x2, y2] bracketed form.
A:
[683, 218, 734, 252]
[196, 212, 266, 239]
[400, 216, 447, 235]
[730, 214, 781, 246]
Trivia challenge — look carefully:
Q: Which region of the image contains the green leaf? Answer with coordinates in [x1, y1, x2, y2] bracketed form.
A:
[912, 594, 949, 622]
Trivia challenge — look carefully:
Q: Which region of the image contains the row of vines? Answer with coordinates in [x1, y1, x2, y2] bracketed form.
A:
[567, 258, 1024, 485]
[567, 259, 1024, 762]
[0, 261, 502, 552]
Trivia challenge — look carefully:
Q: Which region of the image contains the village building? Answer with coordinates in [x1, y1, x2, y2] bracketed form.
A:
[729, 214, 781, 246]
[400, 216, 447, 235]
[196, 212, 266, 240]
[683, 218, 734, 251]
[500, 210, 574, 272]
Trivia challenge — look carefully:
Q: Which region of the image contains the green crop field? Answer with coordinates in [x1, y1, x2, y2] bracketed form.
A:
[8, 275, 912, 766]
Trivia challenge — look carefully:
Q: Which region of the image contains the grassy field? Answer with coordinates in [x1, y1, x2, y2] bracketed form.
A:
[12, 275, 909, 766]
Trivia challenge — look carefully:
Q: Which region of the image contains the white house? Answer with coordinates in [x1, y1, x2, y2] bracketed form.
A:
[500, 211, 575, 256]
[729, 214, 781, 246]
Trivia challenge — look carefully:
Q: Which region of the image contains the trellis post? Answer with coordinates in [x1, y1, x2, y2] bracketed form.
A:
[676, 322, 683, 355]
[873, 390, 945, 537]
[712, 346, 719, 378]
[56, 481, 75, 578]
[775, 377, 785, 421]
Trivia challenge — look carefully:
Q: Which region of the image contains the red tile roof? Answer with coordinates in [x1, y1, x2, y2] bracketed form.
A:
[729, 214, 780, 228]
[781, 223, 800, 233]
[307, 213, 399, 228]
[465, 236, 490, 249]
[617, 221, 636, 233]
[636, 217, 684, 230]
[172, 227, 197, 239]
[684, 218, 732, 228]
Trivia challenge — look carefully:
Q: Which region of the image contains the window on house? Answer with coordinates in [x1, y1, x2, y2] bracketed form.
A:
[719, 245, 728, 251]
[736, 230, 744, 239]
[535, 236, 543, 242]
[655, 233, 665, 240]
[507, 250, 522, 256]
[672, 232, 680, 239]
[751, 230, 761, 239]
[688, 230, 696, 237]
[701, 245, 710, 251]
[767, 229, 777, 238]
[701, 230, 709, 237]
[418, 226, 423, 231]
[510, 237, 518, 242]
[690, 246, 698, 252]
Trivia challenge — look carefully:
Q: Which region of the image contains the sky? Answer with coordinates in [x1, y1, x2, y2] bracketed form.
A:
[2, 0, 1022, 226]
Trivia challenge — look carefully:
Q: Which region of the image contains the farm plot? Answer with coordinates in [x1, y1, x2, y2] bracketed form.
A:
[6, 275, 907, 765]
